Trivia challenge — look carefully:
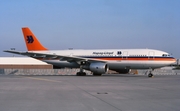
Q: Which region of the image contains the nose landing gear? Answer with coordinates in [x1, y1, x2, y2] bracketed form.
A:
[148, 73, 154, 77]
[146, 68, 154, 78]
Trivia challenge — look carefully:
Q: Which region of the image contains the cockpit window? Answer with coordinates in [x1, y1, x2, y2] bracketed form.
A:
[162, 54, 170, 57]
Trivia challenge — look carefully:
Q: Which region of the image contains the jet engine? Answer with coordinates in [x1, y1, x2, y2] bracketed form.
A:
[89, 62, 109, 74]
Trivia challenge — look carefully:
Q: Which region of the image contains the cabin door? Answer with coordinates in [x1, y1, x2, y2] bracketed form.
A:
[122, 51, 128, 60]
[148, 51, 154, 60]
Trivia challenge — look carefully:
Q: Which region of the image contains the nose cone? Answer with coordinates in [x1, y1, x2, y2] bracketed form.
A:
[170, 57, 177, 65]
[162, 57, 176, 67]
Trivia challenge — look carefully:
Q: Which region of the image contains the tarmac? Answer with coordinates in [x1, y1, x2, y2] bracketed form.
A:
[0, 74, 180, 111]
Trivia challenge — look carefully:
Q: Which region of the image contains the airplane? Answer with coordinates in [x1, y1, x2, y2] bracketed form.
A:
[4, 27, 176, 77]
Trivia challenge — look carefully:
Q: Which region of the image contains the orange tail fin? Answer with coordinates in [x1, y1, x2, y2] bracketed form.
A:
[22, 27, 48, 51]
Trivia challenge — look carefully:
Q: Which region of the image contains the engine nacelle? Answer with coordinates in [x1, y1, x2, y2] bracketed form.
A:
[89, 62, 109, 74]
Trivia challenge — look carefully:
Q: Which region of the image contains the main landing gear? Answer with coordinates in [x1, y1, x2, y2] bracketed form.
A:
[147, 69, 154, 78]
[76, 72, 86, 76]
[76, 66, 86, 76]
[93, 73, 102, 76]
[148, 72, 153, 77]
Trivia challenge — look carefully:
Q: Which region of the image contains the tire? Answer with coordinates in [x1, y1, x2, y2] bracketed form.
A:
[76, 72, 86, 76]
[148, 73, 153, 77]
[82, 72, 86, 76]
[93, 73, 102, 76]
[76, 72, 80, 76]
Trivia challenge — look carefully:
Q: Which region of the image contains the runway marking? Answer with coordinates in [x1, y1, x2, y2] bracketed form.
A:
[23, 76, 62, 83]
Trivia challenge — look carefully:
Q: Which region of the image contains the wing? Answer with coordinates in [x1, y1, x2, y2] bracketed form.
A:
[4, 50, 106, 63]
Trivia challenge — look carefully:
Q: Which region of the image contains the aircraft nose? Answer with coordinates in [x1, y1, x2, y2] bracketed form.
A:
[172, 58, 177, 64]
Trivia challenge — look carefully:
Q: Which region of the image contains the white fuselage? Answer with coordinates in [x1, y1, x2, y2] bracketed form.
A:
[30, 49, 176, 70]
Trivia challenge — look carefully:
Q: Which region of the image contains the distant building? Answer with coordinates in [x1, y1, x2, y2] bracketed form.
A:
[0, 57, 53, 69]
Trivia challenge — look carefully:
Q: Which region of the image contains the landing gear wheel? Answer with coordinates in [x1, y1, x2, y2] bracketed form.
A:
[76, 65, 86, 76]
[76, 72, 86, 76]
[76, 72, 80, 76]
[93, 73, 102, 76]
[148, 73, 153, 77]
[82, 72, 86, 76]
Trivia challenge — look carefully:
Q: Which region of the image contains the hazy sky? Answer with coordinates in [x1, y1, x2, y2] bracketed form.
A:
[0, 0, 180, 58]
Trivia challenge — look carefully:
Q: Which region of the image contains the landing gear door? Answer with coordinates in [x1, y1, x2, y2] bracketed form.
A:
[148, 51, 154, 60]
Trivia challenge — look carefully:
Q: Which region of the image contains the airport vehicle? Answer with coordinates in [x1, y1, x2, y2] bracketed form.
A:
[4, 27, 176, 77]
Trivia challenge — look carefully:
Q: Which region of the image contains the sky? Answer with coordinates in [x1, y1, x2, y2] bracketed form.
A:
[0, 0, 180, 58]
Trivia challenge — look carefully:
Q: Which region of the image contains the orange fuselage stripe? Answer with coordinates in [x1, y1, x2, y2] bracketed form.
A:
[35, 57, 175, 61]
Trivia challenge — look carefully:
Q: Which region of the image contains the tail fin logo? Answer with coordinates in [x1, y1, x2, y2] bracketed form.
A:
[27, 36, 34, 43]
